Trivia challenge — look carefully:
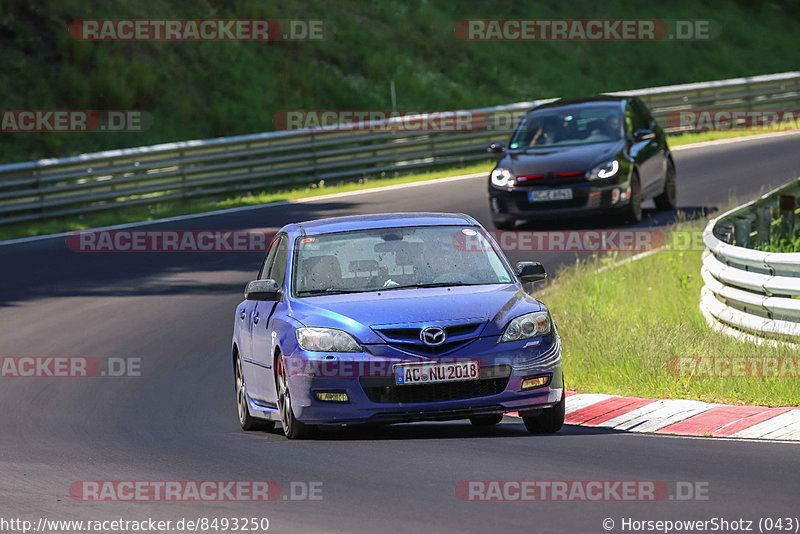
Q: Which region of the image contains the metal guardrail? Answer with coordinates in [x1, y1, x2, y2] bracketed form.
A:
[1, 71, 799, 225]
[700, 179, 800, 340]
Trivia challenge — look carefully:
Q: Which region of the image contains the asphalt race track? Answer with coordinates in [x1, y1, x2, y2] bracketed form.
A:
[1, 133, 799, 533]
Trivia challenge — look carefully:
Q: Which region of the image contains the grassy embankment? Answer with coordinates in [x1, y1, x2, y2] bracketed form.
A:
[2, 0, 800, 239]
[544, 220, 800, 406]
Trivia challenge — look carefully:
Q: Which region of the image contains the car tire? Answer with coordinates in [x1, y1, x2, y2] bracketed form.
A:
[522, 382, 565, 434]
[470, 414, 504, 426]
[235, 353, 275, 432]
[492, 217, 516, 230]
[622, 172, 643, 224]
[276, 354, 315, 440]
[654, 159, 677, 210]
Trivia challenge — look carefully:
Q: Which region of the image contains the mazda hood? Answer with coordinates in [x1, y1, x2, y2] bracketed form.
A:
[287, 284, 544, 344]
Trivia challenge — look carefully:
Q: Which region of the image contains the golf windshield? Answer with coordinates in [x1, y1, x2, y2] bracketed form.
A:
[509, 106, 624, 149]
[294, 226, 513, 296]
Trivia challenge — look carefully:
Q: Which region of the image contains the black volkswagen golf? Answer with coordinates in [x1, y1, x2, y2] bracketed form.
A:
[487, 96, 676, 229]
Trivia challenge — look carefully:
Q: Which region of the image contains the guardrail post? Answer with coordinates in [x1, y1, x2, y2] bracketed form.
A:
[779, 195, 796, 235]
[734, 216, 751, 247]
[309, 131, 319, 181]
[179, 148, 187, 203]
[35, 166, 44, 222]
[756, 206, 772, 243]
[717, 222, 734, 244]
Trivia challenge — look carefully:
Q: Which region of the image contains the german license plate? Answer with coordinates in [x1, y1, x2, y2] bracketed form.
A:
[529, 189, 573, 202]
[394, 361, 480, 385]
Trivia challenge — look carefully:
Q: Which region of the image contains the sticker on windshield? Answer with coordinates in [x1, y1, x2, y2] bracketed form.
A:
[462, 229, 477, 236]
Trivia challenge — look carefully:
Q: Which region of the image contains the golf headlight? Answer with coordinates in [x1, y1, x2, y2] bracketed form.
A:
[587, 160, 619, 181]
[296, 328, 361, 352]
[501, 311, 551, 342]
[491, 168, 516, 187]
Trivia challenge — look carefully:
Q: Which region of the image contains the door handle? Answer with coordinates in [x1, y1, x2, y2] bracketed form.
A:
[240, 309, 246, 320]
[253, 314, 260, 325]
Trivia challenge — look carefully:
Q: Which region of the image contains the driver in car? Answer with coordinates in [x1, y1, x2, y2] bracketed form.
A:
[529, 117, 559, 146]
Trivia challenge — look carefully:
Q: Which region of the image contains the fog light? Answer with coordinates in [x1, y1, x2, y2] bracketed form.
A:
[521, 375, 551, 390]
[314, 391, 349, 402]
[611, 188, 620, 204]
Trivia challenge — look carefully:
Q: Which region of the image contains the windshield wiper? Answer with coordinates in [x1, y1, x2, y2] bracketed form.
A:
[382, 281, 472, 290]
[300, 281, 481, 295]
[297, 287, 367, 296]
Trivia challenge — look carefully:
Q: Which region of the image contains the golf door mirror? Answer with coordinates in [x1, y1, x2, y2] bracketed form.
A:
[487, 142, 506, 154]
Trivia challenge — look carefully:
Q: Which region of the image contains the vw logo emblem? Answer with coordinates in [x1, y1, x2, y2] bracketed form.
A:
[420, 326, 447, 346]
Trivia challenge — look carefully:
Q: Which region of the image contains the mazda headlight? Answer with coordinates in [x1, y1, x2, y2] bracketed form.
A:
[491, 168, 516, 187]
[587, 160, 619, 181]
[296, 327, 361, 352]
[501, 311, 551, 342]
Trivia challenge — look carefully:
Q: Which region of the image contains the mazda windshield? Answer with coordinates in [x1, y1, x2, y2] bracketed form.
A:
[294, 226, 513, 296]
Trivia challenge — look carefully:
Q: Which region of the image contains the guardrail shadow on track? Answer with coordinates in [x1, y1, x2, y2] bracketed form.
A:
[0, 200, 358, 307]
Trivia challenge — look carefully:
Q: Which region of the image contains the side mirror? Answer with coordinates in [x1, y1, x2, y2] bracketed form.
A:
[487, 142, 506, 154]
[245, 279, 281, 301]
[633, 129, 655, 142]
[516, 261, 547, 283]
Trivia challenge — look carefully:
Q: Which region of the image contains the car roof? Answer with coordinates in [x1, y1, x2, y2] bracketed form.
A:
[531, 95, 630, 112]
[293, 212, 478, 235]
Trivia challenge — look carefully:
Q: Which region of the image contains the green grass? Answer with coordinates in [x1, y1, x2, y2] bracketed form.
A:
[2, 0, 800, 163]
[543, 221, 800, 406]
[0, 161, 494, 241]
[754, 228, 800, 253]
[4, 0, 800, 240]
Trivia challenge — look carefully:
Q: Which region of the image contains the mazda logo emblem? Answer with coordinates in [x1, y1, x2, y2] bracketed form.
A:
[420, 326, 447, 346]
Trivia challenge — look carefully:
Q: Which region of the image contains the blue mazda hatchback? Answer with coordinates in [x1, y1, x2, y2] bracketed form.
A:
[232, 212, 564, 438]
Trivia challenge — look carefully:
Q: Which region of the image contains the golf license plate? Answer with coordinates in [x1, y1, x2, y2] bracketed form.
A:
[395, 360, 480, 385]
[529, 189, 573, 202]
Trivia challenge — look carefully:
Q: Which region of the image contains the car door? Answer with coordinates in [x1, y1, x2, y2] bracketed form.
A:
[236, 298, 254, 368]
[241, 236, 281, 403]
[248, 233, 289, 404]
[628, 99, 663, 197]
[638, 98, 669, 190]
